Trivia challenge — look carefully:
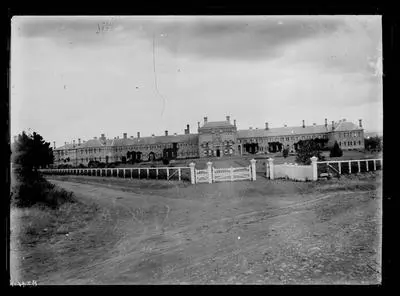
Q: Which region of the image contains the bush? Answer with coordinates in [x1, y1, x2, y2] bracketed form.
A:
[295, 139, 325, 165]
[12, 175, 75, 208]
[330, 141, 343, 157]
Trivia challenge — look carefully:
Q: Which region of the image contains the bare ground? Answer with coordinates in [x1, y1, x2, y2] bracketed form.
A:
[10, 171, 382, 285]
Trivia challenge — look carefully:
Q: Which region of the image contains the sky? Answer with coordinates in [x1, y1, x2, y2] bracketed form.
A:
[10, 15, 383, 147]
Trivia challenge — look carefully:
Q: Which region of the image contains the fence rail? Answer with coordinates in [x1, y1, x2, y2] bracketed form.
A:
[39, 167, 191, 182]
[316, 158, 382, 176]
[41, 160, 258, 185]
[265, 157, 382, 181]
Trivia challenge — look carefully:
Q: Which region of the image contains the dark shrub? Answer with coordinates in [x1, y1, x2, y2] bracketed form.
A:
[295, 139, 325, 165]
[330, 141, 343, 157]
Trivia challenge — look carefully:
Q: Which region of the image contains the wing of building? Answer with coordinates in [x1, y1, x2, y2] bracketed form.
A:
[52, 116, 364, 167]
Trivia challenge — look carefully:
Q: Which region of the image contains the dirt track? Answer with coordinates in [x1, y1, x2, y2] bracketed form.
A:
[11, 172, 382, 284]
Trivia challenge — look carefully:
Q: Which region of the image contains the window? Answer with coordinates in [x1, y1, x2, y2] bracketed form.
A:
[354, 141, 356, 146]
[358, 140, 361, 145]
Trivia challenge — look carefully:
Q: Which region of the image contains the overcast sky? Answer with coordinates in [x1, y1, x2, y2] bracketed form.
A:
[11, 15, 382, 147]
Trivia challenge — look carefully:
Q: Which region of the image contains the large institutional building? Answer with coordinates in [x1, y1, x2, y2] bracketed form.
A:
[53, 116, 365, 167]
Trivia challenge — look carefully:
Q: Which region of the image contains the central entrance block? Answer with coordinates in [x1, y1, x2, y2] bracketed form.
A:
[198, 116, 238, 158]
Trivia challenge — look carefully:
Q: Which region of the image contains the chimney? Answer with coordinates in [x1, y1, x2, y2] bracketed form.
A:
[265, 122, 269, 130]
[78, 138, 81, 145]
[53, 141, 56, 149]
[123, 133, 127, 139]
[101, 133, 105, 139]
[165, 130, 168, 136]
[73, 140, 75, 147]
[187, 124, 190, 134]
[325, 118, 327, 127]
[234, 119, 237, 127]
[204, 117, 208, 124]
[130, 136, 134, 139]
[94, 136, 97, 140]
[174, 133, 177, 136]
[359, 119, 362, 128]
[332, 121, 335, 131]
[152, 134, 155, 137]
[284, 124, 287, 128]
[198, 121, 200, 129]
[302, 120, 305, 128]
[313, 123, 316, 126]
[137, 132, 140, 138]
[226, 115, 230, 122]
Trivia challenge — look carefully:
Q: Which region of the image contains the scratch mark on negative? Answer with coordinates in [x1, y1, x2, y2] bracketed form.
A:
[153, 33, 166, 116]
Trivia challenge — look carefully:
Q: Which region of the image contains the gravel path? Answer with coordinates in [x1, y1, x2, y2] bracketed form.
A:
[11, 172, 381, 284]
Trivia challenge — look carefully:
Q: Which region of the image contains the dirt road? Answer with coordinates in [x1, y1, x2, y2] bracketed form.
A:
[12, 173, 381, 284]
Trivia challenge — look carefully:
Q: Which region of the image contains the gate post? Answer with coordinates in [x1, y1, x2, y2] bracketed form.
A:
[268, 158, 274, 180]
[250, 159, 256, 181]
[189, 162, 196, 184]
[311, 156, 318, 181]
[207, 161, 213, 184]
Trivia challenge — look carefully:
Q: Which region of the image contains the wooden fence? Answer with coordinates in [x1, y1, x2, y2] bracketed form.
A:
[265, 157, 382, 181]
[39, 167, 192, 182]
[316, 158, 382, 176]
[212, 166, 252, 182]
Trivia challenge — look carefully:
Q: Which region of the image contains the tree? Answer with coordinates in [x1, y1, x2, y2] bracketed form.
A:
[330, 141, 343, 157]
[11, 131, 56, 207]
[365, 136, 381, 151]
[12, 131, 54, 178]
[295, 139, 325, 165]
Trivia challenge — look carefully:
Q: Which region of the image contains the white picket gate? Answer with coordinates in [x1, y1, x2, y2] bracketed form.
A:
[195, 168, 209, 183]
[212, 166, 252, 182]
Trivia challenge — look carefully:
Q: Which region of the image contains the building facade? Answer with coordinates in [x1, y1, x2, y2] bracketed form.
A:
[53, 116, 364, 167]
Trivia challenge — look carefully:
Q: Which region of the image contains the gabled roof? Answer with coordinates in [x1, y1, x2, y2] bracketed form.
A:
[334, 120, 361, 131]
[201, 121, 235, 129]
[237, 120, 362, 138]
[54, 143, 75, 150]
[123, 134, 199, 145]
[55, 133, 199, 150]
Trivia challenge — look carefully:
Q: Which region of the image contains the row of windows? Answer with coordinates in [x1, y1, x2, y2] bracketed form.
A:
[201, 141, 234, 147]
[59, 143, 197, 156]
[340, 132, 362, 138]
[239, 134, 327, 144]
[340, 141, 362, 147]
